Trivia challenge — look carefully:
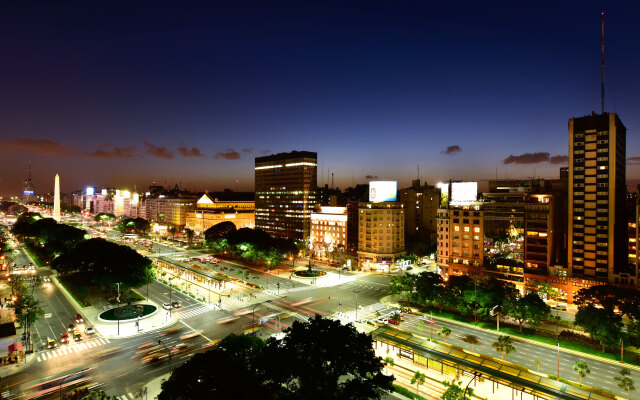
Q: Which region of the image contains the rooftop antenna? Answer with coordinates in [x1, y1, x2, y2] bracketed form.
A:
[331, 172, 334, 189]
[601, 11, 605, 113]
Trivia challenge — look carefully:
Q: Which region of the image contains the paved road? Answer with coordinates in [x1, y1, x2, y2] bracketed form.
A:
[396, 313, 629, 398]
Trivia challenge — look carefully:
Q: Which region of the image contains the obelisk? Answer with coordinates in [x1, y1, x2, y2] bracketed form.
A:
[53, 174, 61, 222]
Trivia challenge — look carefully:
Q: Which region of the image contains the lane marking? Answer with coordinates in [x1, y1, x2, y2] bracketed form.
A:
[180, 319, 213, 342]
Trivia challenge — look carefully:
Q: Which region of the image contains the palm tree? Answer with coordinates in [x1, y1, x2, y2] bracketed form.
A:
[535, 359, 541, 372]
[573, 361, 590, 386]
[383, 356, 395, 375]
[463, 335, 479, 352]
[615, 368, 635, 400]
[492, 335, 515, 362]
[411, 370, 426, 394]
[437, 326, 452, 344]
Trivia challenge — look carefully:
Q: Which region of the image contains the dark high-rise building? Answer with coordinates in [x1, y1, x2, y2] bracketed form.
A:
[22, 162, 35, 203]
[255, 151, 317, 240]
[568, 112, 627, 283]
[398, 179, 440, 249]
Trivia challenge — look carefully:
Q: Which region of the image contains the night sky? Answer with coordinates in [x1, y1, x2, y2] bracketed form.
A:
[1, 1, 639, 196]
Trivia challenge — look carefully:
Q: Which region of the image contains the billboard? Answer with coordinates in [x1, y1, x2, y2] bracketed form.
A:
[369, 181, 397, 202]
[451, 182, 478, 202]
[85, 187, 95, 196]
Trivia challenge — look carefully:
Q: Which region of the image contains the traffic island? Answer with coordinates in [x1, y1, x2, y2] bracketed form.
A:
[98, 304, 157, 322]
[292, 270, 327, 278]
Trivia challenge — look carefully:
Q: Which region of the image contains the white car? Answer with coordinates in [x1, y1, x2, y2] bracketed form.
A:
[85, 326, 95, 335]
[373, 318, 389, 325]
[162, 303, 172, 310]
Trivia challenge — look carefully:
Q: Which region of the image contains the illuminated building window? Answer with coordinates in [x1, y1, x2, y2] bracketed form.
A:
[474, 227, 480, 233]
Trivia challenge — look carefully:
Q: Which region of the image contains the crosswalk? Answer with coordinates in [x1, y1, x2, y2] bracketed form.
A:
[173, 304, 218, 319]
[116, 393, 136, 400]
[37, 337, 110, 362]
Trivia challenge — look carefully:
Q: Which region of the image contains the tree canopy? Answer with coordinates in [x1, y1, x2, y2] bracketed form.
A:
[205, 227, 298, 267]
[204, 221, 237, 242]
[574, 285, 640, 321]
[51, 238, 153, 289]
[117, 218, 150, 234]
[574, 304, 623, 352]
[504, 292, 550, 331]
[159, 316, 393, 400]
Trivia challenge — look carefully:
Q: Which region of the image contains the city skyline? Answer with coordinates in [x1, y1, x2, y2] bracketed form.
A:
[2, 2, 640, 196]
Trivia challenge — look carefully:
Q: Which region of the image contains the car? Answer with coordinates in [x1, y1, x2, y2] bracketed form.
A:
[162, 303, 172, 310]
[386, 318, 400, 325]
[42, 276, 51, 282]
[551, 304, 568, 311]
[373, 317, 389, 326]
[75, 313, 84, 323]
[406, 266, 413, 270]
[73, 331, 83, 342]
[171, 301, 182, 309]
[401, 308, 413, 314]
[67, 323, 75, 332]
[46, 338, 57, 349]
[60, 333, 69, 344]
[85, 326, 95, 335]
[180, 330, 203, 340]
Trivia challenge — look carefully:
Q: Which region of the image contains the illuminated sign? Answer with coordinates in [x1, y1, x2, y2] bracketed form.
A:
[451, 182, 478, 203]
[23, 191, 34, 196]
[86, 187, 95, 196]
[369, 181, 397, 202]
[101, 188, 107, 195]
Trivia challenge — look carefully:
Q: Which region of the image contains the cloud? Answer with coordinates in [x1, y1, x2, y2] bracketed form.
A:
[628, 156, 640, 165]
[242, 148, 253, 153]
[503, 152, 550, 164]
[88, 146, 137, 159]
[442, 145, 462, 155]
[260, 150, 272, 155]
[549, 155, 569, 164]
[365, 175, 379, 179]
[4, 138, 80, 156]
[178, 145, 204, 157]
[214, 148, 240, 160]
[144, 141, 174, 159]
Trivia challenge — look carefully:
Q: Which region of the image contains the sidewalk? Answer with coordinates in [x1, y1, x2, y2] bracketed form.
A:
[144, 372, 171, 400]
[0, 352, 37, 378]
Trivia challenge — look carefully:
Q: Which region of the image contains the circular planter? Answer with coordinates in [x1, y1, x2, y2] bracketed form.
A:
[98, 304, 158, 322]
[293, 270, 327, 278]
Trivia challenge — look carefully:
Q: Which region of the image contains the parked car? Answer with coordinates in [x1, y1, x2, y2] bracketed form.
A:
[85, 326, 95, 335]
[75, 313, 84, 323]
[373, 318, 389, 326]
[401, 308, 413, 314]
[172, 301, 182, 309]
[60, 333, 69, 344]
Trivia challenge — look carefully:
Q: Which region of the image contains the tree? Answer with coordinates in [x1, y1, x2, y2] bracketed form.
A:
[117, 218, 150, 234]
[441, 380, 473, 400]
[264, 315, 393, 399]
[204, 221, 237, 243]
[94, 213, 116, 223]
[185, 228, 194, 244]
[505, 292, 551, 331]
[12, 289, 44, 330]
[52, 238, 153, 289]
[462, 335, 479, 352]
[535, 359, 541, 372]
[573, 361, 590, 386]
[159, 334, 266, 400]
[383, 356, 395, 375]
[615, 368, 635, 400]
[411, 371, 426, 394]
[389, 274, 414, 298]
[413, 272, 446, 309]
[627, 319, 640, 347]
[167, 226, 177, 238]
[437, 326, 451, 344]
[574, 305, 623, 352]
[492, 335, 515, 361]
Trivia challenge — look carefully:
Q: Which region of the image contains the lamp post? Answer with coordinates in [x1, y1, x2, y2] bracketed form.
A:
[556, 341, 560, 381]
[462, 372, 482, 398]
[59, 374, 72, 400]
[354, 290, 360, 321]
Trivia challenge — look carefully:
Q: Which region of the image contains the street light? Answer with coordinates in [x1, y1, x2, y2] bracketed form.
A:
[462, 372, 482, 398]
[354, 290, 360, 321]
[556, 341, 560, 381]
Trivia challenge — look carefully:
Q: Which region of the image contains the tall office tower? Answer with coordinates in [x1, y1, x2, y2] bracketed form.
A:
[568, 112, 627, 283]
[23, 162, 36, 204]
[255, 151, 317, 240]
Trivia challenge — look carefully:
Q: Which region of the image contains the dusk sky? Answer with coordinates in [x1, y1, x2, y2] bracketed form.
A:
[1, 1, 639, 196]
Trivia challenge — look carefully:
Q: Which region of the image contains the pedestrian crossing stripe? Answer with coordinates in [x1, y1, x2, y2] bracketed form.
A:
[174, 305, 217, 320]
[37, 337, 109, 362]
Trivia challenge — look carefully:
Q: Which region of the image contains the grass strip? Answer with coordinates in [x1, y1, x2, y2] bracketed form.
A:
[56, 278, 87, 308]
